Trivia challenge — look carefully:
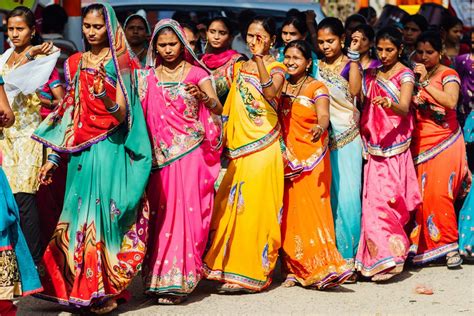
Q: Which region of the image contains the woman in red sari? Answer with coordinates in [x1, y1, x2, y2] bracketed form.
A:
[410, 31, 471, 268]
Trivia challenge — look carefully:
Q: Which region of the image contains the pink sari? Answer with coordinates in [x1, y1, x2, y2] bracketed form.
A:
[140, 19, 222, 295]
[355, 67, 421, 277]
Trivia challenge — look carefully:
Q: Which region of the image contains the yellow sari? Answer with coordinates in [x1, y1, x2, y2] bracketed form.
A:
[204, 61, 286, 291]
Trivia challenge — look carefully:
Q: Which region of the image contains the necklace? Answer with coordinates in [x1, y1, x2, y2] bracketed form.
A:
[378, 63, 401, 80]
[425, 64, 440, 81]
[321, 54, 344, 73]
[9, 46, 32, 68]
[157, 62, 186, 107]
[286, 75, 308, 95]
[84, 49, 110, 70]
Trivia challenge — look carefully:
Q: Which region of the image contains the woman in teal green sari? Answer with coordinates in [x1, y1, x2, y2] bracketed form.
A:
[31, 3, 151, 314]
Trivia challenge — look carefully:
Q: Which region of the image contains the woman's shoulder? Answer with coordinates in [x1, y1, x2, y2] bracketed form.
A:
[306, 78, 328, 96]
[397, 65, 415, 83]
[187, 64, 211, 83]
[438, 65, 460, 85]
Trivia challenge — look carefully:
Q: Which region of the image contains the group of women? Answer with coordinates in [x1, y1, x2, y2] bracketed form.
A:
[0, 3, 472, 315]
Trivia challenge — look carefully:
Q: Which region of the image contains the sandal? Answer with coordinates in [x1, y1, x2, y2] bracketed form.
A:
[90, 298, 118, 315]
[157, 294, 187, 305]
[217, 283, 257, 294]
[371, 273, 396, 282]
[282, 277, 296, 288]
[446, 251, 463, 269]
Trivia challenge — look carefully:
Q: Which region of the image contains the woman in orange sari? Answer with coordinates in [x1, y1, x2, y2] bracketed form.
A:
[280, 40, 352, 289]
[410, 31, 471, 268]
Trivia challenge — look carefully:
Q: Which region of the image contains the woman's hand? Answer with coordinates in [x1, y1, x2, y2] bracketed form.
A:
[0, 109, 14, 128]
[185, 83, 205, 100]
[250, 33, 268, 57]
[29, 41, 54, 58]
[373, 96, 392, 108]
[93, 63, 106, 95]
[310, 124, 324, 142]
[38, 161, 56, 186]
[413, 63, 428, 81]
[350, 31, 363, 53]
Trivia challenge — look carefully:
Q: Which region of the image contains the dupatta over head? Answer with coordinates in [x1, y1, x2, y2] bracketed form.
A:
[32, 2, 143, 153]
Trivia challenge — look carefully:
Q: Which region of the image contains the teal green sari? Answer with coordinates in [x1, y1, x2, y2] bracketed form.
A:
[32, 3, 151, 307]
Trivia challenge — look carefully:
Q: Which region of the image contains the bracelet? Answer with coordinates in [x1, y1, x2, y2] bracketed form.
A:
[315, 124, 325, 133]
[106, 103, 120, 114]
[420, 79, 430, 88]
[261, 77, 273, 88]
[347, 49, 360, 62]
[384, 97, 392, 108]
[93, 90, 107, 99]
[25, 51, 35, 61]
[47, 153, 61, 167]
[201, 93, 210, 103]
[206, 99, 217, 110]
[253, 53, 264, 58]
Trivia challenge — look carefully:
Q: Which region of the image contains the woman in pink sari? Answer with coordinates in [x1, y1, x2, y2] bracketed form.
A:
[353, 27, 421, 281]
[138, 19, 222, 305]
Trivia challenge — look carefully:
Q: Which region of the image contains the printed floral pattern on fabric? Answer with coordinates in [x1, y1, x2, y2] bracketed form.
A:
[0, 248, 21, 298]
[262, 243, 270, 274]
[237, 74, 266, 126]
[427, 214, 441, 243]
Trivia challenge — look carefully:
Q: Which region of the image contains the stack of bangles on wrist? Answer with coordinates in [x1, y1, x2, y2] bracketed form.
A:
[347, 49, 360, 62]
[47, 153, 61, 167]
[25, 51, 35, 61]
[261, 77, 273, 88]
[202, 94, 217, 110]
[315, 124, 324, 133]
[384, 97, 392, 108]
[93, 89, 107, 99]
[106, 103, 120, 114]
[419, 80, 430, 88]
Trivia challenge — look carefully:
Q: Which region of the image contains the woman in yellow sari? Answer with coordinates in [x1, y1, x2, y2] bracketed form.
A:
[204, 16, 286, 293]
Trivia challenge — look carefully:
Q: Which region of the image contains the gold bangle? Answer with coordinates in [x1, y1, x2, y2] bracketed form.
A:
[384, 97, 392, 108]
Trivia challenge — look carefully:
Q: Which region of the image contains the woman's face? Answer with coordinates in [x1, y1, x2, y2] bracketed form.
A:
[376, 38, 399, 67]
[352, 30, 372, 55]
[283, 46, 310, 77]
[183, 27, 198, 52]
[281, 23, 304, 46]
[415, 41, 440, 69]
[7, 16, 33, 48]
[206, 20, 231, 50]
[82, 10, 108, 47]
[125, 17, 148, 47]
[446, 23, 463, 44]
[317, 27, 343, 59]
[403, 21, 422, 46]
[246, 22, 273, 54]
[155, 30, 183, 64]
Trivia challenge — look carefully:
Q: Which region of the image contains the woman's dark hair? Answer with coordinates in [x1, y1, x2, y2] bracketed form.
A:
[415, 31, 443, 52]
[358, 7, 377, 22]
[82, 3, 104, 19]
[352, 24, 375, 42]
[181, 22, 198, 36]
[345, 14, 367, 30]
[42, 4, 68, 34]
[402, 14, 429, 32]
[283, 39, 312, 60]
[247, 16, 277, 38]
[282, 15, 307, 36]
[151, 26, 177, 52]
[441, 15, 463, 32]
[207, 16, 235, 36]
[7, 6, 43, 45]
[376, 26, 403, 50]
[318, 17, 345, 38]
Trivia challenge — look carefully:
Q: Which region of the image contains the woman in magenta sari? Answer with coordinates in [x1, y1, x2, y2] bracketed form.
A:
[353, 27, 421, 281]
[138, 19, 222, 305]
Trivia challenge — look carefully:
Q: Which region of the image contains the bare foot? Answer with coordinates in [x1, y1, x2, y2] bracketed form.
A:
[282, 278, 296, 288]
[157, 295, 186, 305]
[90, 299, 118, 315]
[371, 273, 395, 282]
[217, 283, 256, 294]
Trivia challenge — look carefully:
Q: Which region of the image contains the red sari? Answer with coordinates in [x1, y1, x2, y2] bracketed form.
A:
[409, 68, 471, 264]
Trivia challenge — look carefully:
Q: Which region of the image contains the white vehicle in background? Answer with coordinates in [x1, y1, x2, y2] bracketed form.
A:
[82, 0, 326, 25]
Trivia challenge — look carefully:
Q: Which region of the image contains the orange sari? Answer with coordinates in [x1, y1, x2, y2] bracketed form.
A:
[280, 80, 352, 288]
[410, 68, 471, 264]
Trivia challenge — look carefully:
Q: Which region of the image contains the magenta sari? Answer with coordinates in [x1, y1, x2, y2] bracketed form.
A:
[139, 19, 222, 295]
[355, 67, 421, 277]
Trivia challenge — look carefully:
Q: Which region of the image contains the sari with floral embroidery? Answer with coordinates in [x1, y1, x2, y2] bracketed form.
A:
[409, 68, 471, 265]
[32, 3, 152, 307]
[316, 61, 362, 268]
[280, 80, 352, 288]
[355, 67, 421, 277]
[139, 19, 222, 296]
[204, 60, 286, 291]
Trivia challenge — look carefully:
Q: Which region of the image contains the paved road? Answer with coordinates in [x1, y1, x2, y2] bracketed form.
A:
[18, 263, 474, 315]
